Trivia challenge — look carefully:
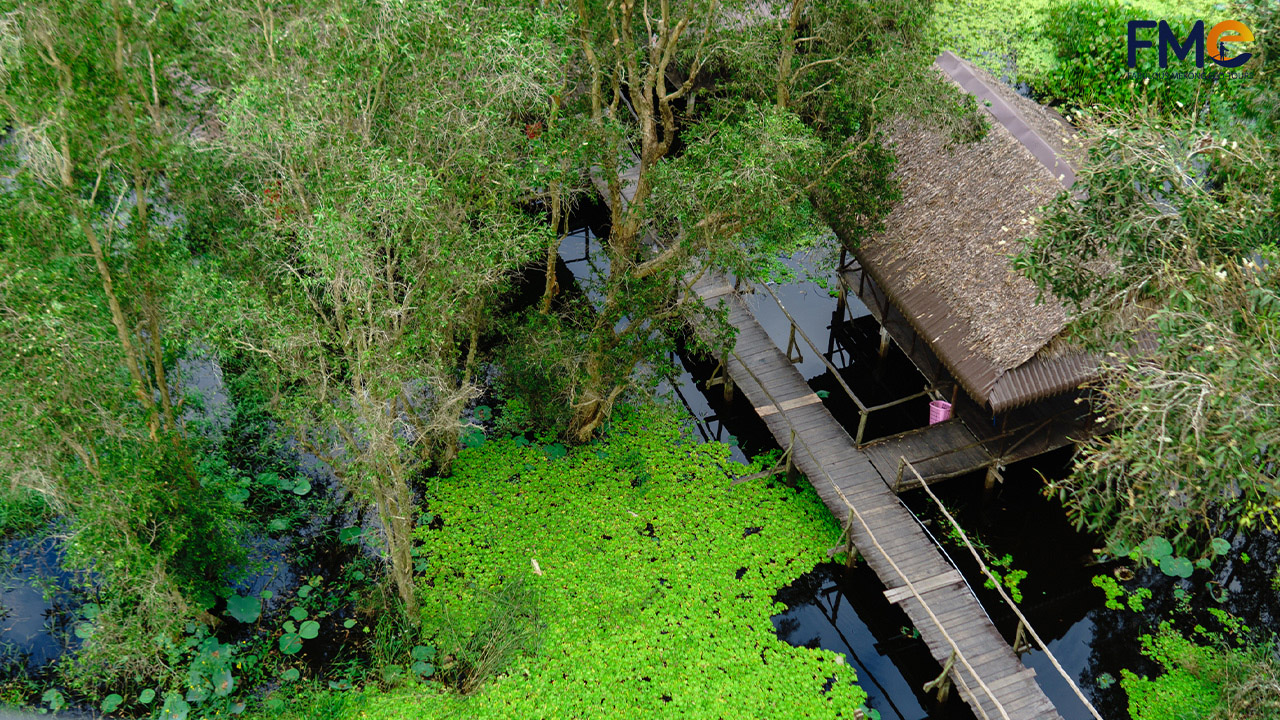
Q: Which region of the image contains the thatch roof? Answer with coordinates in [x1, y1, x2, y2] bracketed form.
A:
[855, 52, 1094, 413]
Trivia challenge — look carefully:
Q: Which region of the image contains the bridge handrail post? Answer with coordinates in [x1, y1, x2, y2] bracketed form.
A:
[923, 648, 958, 702]
[786, 323, 803, 363]
[900, 456, 1106, 720]
[759, 283, 867, 413]
[723, 347, 1011, 720]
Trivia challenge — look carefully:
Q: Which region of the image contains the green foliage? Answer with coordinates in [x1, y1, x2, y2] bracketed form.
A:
[1093, 572, 1156, 612]
[930, 0, 1060, 78]
[1123, 623, 1280, 720]
[553, 0, 950, 440]
[1159, 555, 1194, 579]
[1039, 0, 1217, 112]
[180, 0, 573, 615]
[985, 554, 1030, 603]
[243, 405, 861, 718]
[1020, 103, 1280, 555]
[0, 0, 252, 695]
[226, 595, 263, 624]
[99, 693, 123, 713]
[1093, 574, 1127, 610]
[0, 484, 50, 538]
[58, 436, 244, 690]
[929, 0, 1221, 87]
[939, 507, 1029, 602]
[40, 688, 64, 712]
[436, 577, 540, 694]
[1130, 535, 1200, 578]
[1126, 587, 1153, 612]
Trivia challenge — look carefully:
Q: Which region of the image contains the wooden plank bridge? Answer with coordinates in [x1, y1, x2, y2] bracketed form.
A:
[689, 274, 1066, 720]
[591, 167, 1081, 720]
[588, 48, 1103, 710]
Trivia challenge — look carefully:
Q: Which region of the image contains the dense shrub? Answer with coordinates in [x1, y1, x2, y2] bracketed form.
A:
[1039, 0, 1219, 112]
[1123, 623, 1280, 720]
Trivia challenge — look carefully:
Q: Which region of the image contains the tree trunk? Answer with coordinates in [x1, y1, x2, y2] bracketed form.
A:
[541, 178, 563, 314]
[383, 466, 420, 620]
[568, 352, 624, 442]
[776, 0, 807, 109]
[71, 202, 162, 438]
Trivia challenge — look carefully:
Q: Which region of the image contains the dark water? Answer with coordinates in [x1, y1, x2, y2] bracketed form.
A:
[900, 455, 1116, 720]
[0, 533, 81, 673]
[772, 562, 978, 720]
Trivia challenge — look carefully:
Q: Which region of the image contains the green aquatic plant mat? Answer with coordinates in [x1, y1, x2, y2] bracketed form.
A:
[279, 405, 866, 719]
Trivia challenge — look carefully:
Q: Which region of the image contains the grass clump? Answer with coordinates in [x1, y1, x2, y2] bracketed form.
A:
[1122, 622, 1280, 720]
[436, 576, 543, 695]
[0, 483, 49, 538]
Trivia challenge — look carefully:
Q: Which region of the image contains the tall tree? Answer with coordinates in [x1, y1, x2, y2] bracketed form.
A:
[1016, 102, 1280, 553]
[187, 0, 567, 618]
[556, 0, 954, 440]
[0, 0, 239, 682]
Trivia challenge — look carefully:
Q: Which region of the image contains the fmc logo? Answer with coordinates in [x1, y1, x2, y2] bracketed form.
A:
[1127, 20, 1254, 69]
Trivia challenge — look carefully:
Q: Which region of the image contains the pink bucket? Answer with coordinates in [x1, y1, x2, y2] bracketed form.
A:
[928, 400, 952, 425]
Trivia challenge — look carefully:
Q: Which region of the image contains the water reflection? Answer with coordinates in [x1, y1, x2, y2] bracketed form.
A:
[773, 563, 977, 720]
[0, 533, 81, 671]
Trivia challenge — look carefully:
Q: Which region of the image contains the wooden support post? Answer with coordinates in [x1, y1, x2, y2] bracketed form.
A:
[1013, 619, 1033, 656]
[708, 356, 735, 403]
[877, 325, 891, 359]
[835, 252, 848, 320]
[844, 509, 857, 567]
[855, 410, 869, 446]
[983, 462, 1003, 505]
[722, 355, 734, 403]
[895, 456, 906, 493]
[786, 324, 803, 363]
[784, 430, 797, 481]
[923, 649, 958, 703]
[983, 464, 1003, 492]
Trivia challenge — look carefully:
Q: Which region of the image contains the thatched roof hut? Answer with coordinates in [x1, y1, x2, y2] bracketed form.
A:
[852, 52, 1094, 414]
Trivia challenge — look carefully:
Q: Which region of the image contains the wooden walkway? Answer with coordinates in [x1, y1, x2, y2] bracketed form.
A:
[689, 276, 1063, 720]
[841, 261, 1095, 478]
[861, 419, 991, 490]
[592, 147, 1066, 719]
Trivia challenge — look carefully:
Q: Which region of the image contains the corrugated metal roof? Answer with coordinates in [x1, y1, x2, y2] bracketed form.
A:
[855, 247, 1004, 405]
[853, 252, 1103, 412]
